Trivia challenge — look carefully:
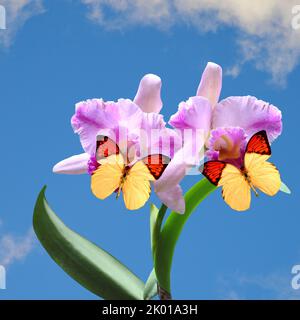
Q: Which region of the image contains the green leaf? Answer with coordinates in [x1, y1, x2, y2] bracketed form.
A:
[154, 178, 216, 293]
[280, 181, 291, 194]
[33, 186, 144, 300]
[150, 204, 167, 259]
[143, 269, 157, 300]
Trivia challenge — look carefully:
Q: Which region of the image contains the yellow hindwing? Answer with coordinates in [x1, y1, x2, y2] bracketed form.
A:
[218, 164, 251, 211]
[91, 154, 124, 200]
[122, 161, 155, 210]
[244, 153, 281, 196]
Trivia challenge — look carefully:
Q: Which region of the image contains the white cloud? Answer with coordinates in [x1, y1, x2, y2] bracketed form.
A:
[0, 0, 44, 47]
[224, 65, 242, 79]
[81, 0, 172, 28]
[81, 0, 300, 85]
[0, 229, 35, 267]
[219, 270, 300, 300]
[237, 273, 300, 299]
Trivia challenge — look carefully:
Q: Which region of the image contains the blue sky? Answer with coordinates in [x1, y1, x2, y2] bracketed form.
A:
[0, 0, 300, 299]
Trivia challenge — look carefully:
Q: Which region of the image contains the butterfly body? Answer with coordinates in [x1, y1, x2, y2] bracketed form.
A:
[240, 166, 258, 196]
[91, 136, 170, 210]
[115, 165, 130, 199]
[202, 131, 281, 211]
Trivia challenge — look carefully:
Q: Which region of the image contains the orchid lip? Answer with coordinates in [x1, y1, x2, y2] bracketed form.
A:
[214, 134, 241, 160]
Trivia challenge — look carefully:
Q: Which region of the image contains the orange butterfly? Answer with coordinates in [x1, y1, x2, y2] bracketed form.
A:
[91, 136, 170, 210]
[202, 130, 281, 211]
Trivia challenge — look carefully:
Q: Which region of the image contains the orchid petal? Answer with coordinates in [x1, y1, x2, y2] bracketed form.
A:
[116, 99, 143, 127]
[212, 96, 282, 142]
[71, 99, 115, 155]
[154, 139, 204, 196]
[53, 153, 89, 174]
[134, 74, 163, 113]
[157, 128, 182, 159]
[71, 99, 143, 155]
[141, 112, 166, 131]
[169, 96, 212, 136]
[139, 113, 182, 158]
[196, 62, 222, 107]
[156, 185, 185, 214]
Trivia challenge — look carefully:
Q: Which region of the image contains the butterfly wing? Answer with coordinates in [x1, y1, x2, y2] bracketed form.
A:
[202, 161, 251, 211]
[245, 153, 281, 196]
[91, 154, 124, 200]
[96, 135, 120, 161]
[202, 131, 280, 211]
[245, 130, 271, 155]
[202, 161, 227, 186]
[143, 154, 170, 180]
[244, 130, 281, 196]
[219, 164, 251, 211]
[122, 161, 155, 210]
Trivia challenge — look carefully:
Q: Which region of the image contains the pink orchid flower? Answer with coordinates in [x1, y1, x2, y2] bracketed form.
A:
[155, 63, 282, 211]
[53, 74, 185, 213]
[169, 62, 282, 169]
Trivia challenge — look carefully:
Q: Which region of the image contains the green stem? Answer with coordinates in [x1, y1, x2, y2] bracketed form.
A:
[154, 179, 216, 295]
[152, 204, 167, 260]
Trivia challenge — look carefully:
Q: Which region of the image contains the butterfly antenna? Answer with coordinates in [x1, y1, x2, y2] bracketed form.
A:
[250, 183, 259, 197]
